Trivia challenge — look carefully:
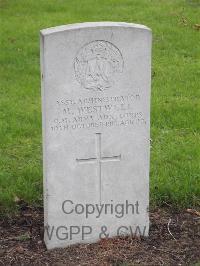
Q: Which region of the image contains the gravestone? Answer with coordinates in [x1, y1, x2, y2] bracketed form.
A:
[40, 22, 152, 249]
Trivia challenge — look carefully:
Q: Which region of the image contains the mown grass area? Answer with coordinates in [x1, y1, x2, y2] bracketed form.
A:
[0, 0, 199, 215]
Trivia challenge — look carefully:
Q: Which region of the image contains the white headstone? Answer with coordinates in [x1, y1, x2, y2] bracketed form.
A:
[40, 22, 152, 249]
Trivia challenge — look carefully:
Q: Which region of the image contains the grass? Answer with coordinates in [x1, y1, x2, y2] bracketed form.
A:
[0, 0, 200, 215]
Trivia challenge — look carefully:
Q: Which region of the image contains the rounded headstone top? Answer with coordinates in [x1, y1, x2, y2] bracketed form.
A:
[40, 22, 151, 36]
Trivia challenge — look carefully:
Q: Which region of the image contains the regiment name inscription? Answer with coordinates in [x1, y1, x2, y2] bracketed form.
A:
[51, 92, 146, 132]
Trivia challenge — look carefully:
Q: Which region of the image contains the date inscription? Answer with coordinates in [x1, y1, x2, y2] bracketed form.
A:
[50, 93, 147, 132]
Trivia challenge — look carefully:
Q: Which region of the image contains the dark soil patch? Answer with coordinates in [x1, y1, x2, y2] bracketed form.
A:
[0, 206, 199, 265]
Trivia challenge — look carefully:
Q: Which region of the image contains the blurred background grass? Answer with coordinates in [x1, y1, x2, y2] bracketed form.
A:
[0, 0, 199, 215]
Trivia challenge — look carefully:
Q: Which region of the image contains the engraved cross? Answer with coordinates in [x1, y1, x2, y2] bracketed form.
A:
[76, 133, 121, 203]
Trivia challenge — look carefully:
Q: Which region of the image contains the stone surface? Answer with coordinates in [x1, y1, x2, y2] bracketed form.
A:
[40, 22, 152, 249]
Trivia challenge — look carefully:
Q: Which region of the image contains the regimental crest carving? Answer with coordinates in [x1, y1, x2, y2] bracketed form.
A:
[74, 40, 124, 91]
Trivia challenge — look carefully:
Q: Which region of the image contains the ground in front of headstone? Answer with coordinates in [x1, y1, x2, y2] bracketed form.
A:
[0, 206, 199, 265]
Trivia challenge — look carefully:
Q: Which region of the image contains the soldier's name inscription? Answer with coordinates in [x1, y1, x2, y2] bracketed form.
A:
[50, 92, 146, 132]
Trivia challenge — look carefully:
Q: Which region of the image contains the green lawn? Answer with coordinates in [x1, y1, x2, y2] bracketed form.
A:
[0, 0, 200, 215]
